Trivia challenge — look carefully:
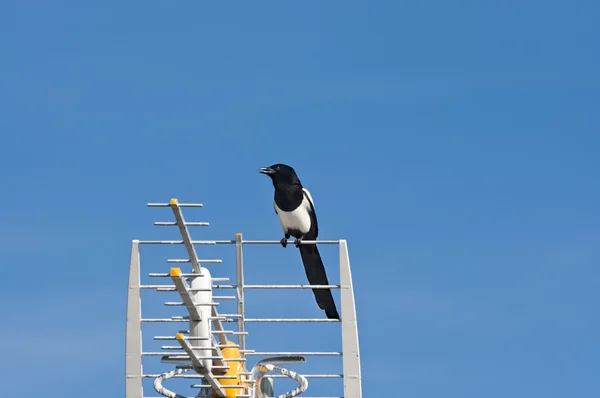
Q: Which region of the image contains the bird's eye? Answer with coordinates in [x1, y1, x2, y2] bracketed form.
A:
[275, 166, 280, 170]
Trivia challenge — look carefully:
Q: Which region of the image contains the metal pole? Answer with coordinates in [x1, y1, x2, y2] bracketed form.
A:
[169, 198, 203, 275]
[339, 240, 362, 398]
[235, 233, 245, 355]
[125, 240, 143, 398]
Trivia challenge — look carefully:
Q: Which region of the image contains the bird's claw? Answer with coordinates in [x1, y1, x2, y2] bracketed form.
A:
[294, 238, 302, 248]
[280, 238, 288, 248]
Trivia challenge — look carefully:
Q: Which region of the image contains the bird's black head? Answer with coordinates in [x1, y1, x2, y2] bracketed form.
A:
[259, 163, 301, 186]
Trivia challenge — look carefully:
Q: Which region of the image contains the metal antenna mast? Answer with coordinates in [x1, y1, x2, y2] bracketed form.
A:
[125, 198, 362, 398]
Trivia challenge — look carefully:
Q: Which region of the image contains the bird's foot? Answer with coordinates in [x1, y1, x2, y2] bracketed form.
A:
[294, 238, 302, 248]
[280, 238, 288, 248]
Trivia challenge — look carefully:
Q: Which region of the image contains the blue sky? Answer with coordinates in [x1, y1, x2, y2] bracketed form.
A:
[1, 0, 599, 397]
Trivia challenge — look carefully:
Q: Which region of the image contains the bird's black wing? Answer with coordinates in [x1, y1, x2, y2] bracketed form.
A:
[298, 188, 339, 319]
[302, 188, 318, 239]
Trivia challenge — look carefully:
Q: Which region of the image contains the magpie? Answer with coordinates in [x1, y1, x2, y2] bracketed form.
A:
[259, 163, 340, 320]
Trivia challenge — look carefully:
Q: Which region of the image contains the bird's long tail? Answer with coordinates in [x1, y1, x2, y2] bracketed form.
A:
[298, 243, 340, 320]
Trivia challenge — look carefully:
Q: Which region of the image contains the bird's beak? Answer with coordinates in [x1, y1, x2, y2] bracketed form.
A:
[259, 167, 274, 175]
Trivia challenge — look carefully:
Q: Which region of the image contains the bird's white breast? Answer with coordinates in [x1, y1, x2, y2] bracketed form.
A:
[274, 194, 312, 234]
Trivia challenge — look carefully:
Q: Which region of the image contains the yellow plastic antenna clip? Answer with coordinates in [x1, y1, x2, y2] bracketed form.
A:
[170, 198, 178, 205]
[170, 268, 181, 277]
[213, 341, 246, 398]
